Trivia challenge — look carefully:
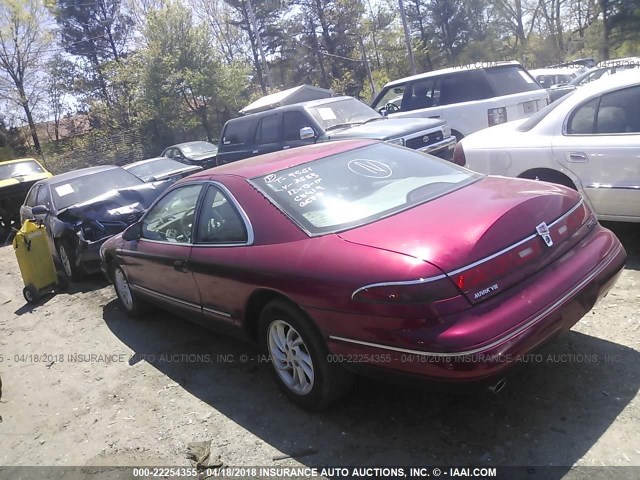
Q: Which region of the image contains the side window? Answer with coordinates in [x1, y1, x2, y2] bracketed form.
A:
[221, 121, 246, 146]
[372, 85, 405, 112]
[403, 79, 438, 111]
[35, 185, 51, 208]
[595, 85, 640, 134]
[25, 186, 39, 207]
[283, 111, 314, 142]
[165, 148, 175, 158]
[439, 72, 491, 105]
[255, 114, 280, 145]
[196, 186, 248, 244]
[141, 184, 202, 243]
[567, 98, 599, 134]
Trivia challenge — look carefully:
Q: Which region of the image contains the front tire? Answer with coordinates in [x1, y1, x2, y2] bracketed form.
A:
[57, 241, 82, 281]
[111, 265, 148, 318]
[259, 300, 353, 411]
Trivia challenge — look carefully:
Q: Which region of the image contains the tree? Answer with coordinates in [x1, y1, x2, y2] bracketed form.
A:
[224, 0, 284, 93]
[52, 0, 133, 104]
[141, 1, 249, 147]
[0, 0, 52, 154]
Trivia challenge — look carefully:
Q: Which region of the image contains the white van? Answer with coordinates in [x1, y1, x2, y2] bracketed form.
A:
[371, 61, 549, 140]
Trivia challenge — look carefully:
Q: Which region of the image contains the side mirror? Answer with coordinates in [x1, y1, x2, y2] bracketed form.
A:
[122, 222, 142, 241]
[300, 127, 316, 140]
[380, 108, 388, 117]
[31, 205, 49, 216]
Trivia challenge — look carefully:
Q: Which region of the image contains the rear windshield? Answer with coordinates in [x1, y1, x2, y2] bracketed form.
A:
[486, 66, 542, 95]
[127, 158, 186, 179]
[250, 143, 477, 235]
[50, 169, 143, 210]
[517, 92, 574, 132]
[0, 160, 44, 180]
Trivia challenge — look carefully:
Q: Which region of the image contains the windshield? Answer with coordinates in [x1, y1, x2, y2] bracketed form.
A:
[250, 143, 477, 235]
[181, 142, 217, 154]
[517, 92, 574, 132]
[50, 168, 143, 210]
[307, 98, 380, 130]
[0, 160, 44, 180]
[127, 158, 187, 179]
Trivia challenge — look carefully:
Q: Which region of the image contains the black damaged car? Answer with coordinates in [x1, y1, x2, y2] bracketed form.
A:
[20, 166, 169, 280]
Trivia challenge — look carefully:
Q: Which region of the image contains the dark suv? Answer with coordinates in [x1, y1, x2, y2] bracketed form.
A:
[216, 96, 456, 165]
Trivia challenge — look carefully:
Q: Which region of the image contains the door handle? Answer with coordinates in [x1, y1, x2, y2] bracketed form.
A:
[282, 145, 291, 150]
[173, 260, 188, 273]
[252, 150, 259, 154]
[568, 152, 589, 162]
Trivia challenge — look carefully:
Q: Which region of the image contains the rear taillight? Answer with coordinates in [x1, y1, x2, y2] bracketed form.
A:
[453, 143, 466, 166]
[488, 107, 508, 126]
[352, 277, 460, 304]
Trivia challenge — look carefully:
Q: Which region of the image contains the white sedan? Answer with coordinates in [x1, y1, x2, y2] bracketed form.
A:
[454, 71, 640, 222]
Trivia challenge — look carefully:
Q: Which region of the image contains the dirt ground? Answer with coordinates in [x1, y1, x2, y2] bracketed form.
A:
[0, 222, 638, 479]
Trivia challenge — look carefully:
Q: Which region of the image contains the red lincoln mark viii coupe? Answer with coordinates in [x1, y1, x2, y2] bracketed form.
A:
[100, 139, 626, 410]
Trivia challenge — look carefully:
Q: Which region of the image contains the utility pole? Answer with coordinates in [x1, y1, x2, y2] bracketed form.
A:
[398, 0, 417, 75]
[347, 33, 376, 98]
[246, 0, 275, 91]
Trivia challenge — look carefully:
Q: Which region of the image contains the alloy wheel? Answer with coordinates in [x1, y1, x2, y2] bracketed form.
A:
[268, 319, 315, 395]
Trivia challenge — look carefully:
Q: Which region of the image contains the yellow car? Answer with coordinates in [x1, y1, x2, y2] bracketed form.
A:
[0, 158, 52, 235]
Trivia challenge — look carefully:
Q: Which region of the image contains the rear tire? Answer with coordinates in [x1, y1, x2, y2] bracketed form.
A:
[259, 300, 353, 411]
[111, 265, 148, 318]
[521, 170, 577, 190]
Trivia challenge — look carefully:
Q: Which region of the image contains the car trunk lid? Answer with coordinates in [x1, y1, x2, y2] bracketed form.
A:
[338, 177, 593, 304]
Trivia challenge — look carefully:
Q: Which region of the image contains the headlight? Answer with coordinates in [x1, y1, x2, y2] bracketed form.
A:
[443, 125, 452, 138]
[387, 137, 404, 146]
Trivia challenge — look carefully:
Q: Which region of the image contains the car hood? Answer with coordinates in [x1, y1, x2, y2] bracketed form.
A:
[187, 151, 217, 161]
[0, 172, 51, 189]
[57, 182, 169, 224]
[141, 165, 202, 182]
[337, 176, 582, 273]
[325, 117, 446, 141]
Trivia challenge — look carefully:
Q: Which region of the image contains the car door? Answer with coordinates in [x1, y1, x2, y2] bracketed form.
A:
[253, 113, 283, 156]
[282, 111, 317, 150]
[552, 84, 640, 218]
[189, 183, 253, 326]
[397, 77, 443, 120]
[19, 184, 40, 223]
[121, 183, 204, 315]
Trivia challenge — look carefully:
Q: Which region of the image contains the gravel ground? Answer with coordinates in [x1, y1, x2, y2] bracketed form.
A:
[0, 222, 638, 480]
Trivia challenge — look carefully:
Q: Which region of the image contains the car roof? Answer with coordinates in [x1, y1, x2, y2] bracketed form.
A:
[39, 165, 121, 184]
[596, 56, 640, 68]
[123, 157, 172, 169]
[190, 139, 376, 180]
[529, 68, 577, 76]
[383, 61, 522, 88]
[230, 96, 356, 121]
[572, 68, 640, 98]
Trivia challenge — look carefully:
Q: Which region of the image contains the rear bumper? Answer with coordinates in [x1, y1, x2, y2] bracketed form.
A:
[320, 227, 626, 383]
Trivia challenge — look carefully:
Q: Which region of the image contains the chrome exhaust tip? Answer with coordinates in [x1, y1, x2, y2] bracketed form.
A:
[488, 378, 507, 394]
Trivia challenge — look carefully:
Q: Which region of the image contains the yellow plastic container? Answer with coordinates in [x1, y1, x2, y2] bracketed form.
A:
[13, 220, 61, 303]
